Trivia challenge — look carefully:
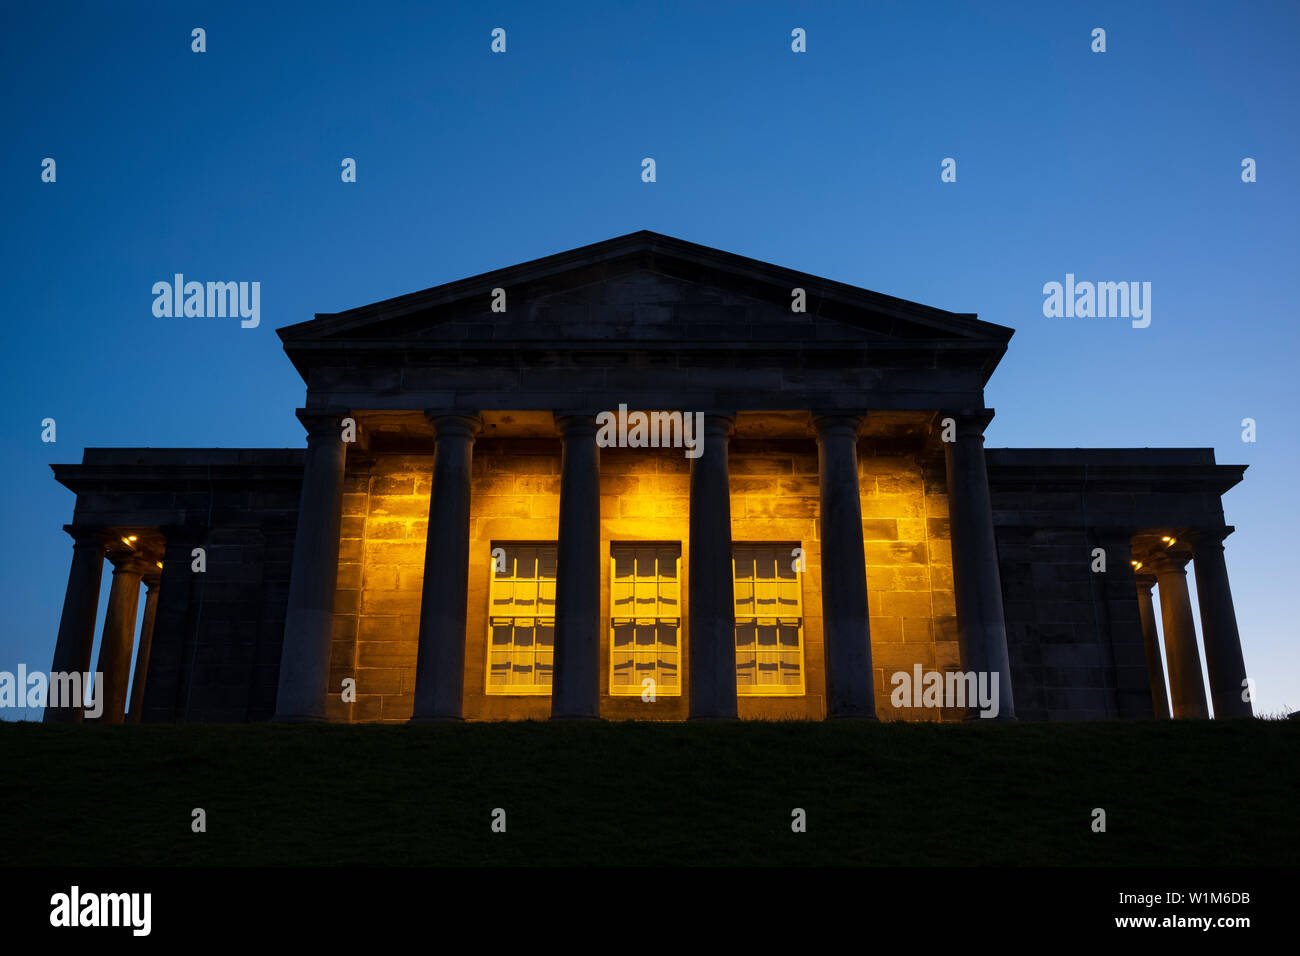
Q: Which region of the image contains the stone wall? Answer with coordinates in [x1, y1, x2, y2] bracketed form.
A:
[332, 436, 956, 723]
[860, 440, 960, 721]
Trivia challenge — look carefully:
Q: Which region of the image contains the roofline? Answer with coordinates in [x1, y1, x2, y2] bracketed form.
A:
[276, 230, 1016, 345]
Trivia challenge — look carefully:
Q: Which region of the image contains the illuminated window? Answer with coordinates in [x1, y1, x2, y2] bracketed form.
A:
[733, 545, 805, 696]
[487, 544, 556, 694]
[610, 544, 681, 696]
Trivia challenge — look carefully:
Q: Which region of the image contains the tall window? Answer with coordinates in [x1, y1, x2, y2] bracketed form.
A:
[487, 544, 556, 694]
[610, 544, 681, 696]
[733, 545, 805, 695]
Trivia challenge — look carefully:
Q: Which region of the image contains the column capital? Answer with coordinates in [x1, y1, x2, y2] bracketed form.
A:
[1186, 527, 1233, 553]
[296, 407, 352, 440]
[424, 410, 482, 440]
[62, 525, 106, 549]
[553, 412, 600, 437]
[699, 412, 735, 439]
[937, 408, 996, 436]
[1146, 550, 1192, 575]
[108, 553, 155, 577]
[812, 414, 865, 439]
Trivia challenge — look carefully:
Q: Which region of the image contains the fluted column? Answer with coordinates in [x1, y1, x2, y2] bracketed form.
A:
[411, 412, 481, 722]
[1135, 575, 1171, 719]
[1150, 552, 1209, 718]
[688, 414, 737, 720]
[814, 414, 876, 718]
[95, 553, 151, 724]
[942, 411, 1016, 719]
[274, 408, 349, 723]
[1191, 531, 1252, 718]
[126, 575, 161, 723]
[45, 527, 105, 723]
[552, 414, 601, 719]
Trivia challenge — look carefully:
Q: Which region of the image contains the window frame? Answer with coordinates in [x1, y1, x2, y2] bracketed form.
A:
[732, 542, 807, 697]
[608, 541, 683, 697]
[484, 541, 558, 696]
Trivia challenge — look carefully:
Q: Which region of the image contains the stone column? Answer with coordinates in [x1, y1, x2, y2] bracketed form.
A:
[1134, 575, 1171, 719]
[411, 412, 480, 722]
[1091, 530, 1156, 718]
[688, 414, 737, 720]
[1191, 531, 1252, 718]
[142, 526, 207, 722]
[95, 553, 151, 724]
[942, 411, 1016, 719]
[45, 527, 105, 723]
[126, 575, 162, 724]
[551, 414, 601, 719]
[813, 415, 876, 719]
[274, 409, 349, 723]
[1150, 552, 1210, 718]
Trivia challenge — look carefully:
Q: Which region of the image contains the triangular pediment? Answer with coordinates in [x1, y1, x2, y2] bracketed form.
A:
[278, 231, 1014, 350]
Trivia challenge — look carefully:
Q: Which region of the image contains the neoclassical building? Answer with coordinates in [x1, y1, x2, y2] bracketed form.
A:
[44, 232, 1252, 724]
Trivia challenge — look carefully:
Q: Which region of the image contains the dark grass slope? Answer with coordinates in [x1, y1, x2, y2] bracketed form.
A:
[1, 719, 1294, 866]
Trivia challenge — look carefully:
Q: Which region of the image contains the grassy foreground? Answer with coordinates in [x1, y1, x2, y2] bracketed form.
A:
[1, 718, 1294, 866]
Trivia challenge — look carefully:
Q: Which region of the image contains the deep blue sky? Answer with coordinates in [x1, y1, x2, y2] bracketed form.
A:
[2, 1, 1296, 717]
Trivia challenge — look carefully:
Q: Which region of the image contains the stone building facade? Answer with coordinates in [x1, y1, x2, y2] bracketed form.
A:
[43, 233, 1252, 724]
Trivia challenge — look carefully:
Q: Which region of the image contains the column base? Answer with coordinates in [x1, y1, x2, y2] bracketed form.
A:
[549, 714, 601, 722]
[408, 715, 464, 725]
[827, 714, 879, 721]
[686, 715, 739, 723]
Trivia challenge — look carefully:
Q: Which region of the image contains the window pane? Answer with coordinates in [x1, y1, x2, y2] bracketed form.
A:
[660, 578, 679, 615]
[614, 549, 635, 580]
[736, 649, 756, 686]
[491, 580, 514, 614]
[535, 649, 554, 686]
[538, 549, 557, 580]
[489, 652, 511, 685]
[658, 548, 677, 579]
[734, 550, 755, 580]
[612, 578, 634, 615]
[780, 650, 801, 685]
[734, 580, 755, 617]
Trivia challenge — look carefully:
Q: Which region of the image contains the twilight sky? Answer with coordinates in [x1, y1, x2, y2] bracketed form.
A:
[2, 1, 1296, 717]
